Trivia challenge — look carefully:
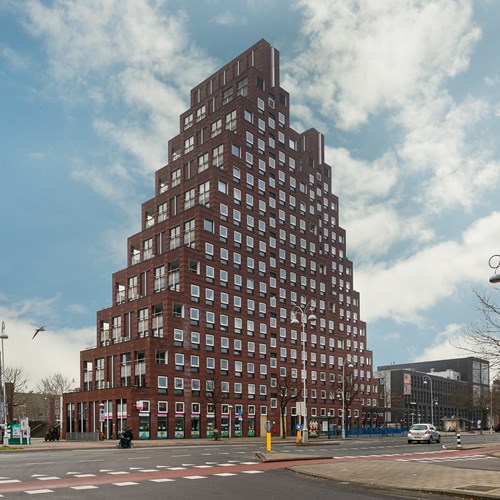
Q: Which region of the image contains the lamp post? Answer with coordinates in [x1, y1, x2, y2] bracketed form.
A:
[489, 254, 500, 284]
[290, 302, 316, 444]
[99, 402, 105, 437]
[423, 376, 434, 426]
[340, 357, 354, 439]
[0, 322, 8, 445]
[228, 405, 233, 439]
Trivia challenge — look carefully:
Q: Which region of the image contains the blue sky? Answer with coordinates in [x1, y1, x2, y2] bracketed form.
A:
[1, 0, 500, 388]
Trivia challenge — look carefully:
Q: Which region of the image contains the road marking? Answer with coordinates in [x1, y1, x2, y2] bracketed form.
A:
[71, 485, 98, 490]
[108, 471, 129, 475]
[218, 463, 236, 467]
[241, 470, 264, 474]
[139, 469, 159, 473]
[167, 467, 186, 471]
[0, 479, 21, 484]
[26, 490, 54, 495]
[193, 465, 212, 468]
[37, 477, 60, 481]
[182, 463, 195, 466]
[74, 474, 96, 477]
[113, 482, 138, 486]
[184, 475, 207, 480]
[150, 478, 175, 483]
[214, 473, 237, 477]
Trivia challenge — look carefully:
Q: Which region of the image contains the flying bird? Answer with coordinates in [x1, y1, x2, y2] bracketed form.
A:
[32, 326, 46, 340]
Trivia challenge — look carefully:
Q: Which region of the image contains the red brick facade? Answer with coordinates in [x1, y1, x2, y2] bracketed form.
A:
[64, 39, 376, 440]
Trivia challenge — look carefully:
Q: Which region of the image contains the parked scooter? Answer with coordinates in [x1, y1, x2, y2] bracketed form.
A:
[117, 428, 134, 448]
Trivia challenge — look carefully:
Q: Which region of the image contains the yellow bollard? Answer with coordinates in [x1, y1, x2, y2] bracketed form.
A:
[296, 430, 301, 444]
[266, 431, 272, 452]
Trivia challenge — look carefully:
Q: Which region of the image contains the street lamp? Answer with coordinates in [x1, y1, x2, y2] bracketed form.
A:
[489, 254, 500, 284]
[0, 322, 8, 445]
[423, 376, 435, 426]
[339, 357, 354, 439]
[290, 302, 316, 444]
[228, 405, 233, 439]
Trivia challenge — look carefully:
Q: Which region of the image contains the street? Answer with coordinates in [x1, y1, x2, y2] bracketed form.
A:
[0, 434, 497, 498]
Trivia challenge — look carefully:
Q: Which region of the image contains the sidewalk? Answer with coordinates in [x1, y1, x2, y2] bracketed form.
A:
[259, 440, 500, 499]
[5, 436, 500, 499]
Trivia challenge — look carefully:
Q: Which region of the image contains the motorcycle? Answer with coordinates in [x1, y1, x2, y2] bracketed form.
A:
[117, 431, 134, 448]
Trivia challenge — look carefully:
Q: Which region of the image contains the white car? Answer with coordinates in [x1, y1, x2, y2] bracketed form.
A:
[407, 423, 441, 444]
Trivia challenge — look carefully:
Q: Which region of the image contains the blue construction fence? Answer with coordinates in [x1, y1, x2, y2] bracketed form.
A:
[320, 426, 409, 439]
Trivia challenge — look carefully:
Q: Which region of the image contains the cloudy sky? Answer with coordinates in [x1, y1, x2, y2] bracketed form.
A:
[1, 0, 499, 389]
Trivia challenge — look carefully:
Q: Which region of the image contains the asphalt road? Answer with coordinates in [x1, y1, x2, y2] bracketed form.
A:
[0, 434, 497, 498]
[0, 466, 466, 500]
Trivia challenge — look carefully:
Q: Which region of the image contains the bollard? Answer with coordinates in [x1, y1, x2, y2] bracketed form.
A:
[456, 431, 462, 448]
[266, 431, 272, 452]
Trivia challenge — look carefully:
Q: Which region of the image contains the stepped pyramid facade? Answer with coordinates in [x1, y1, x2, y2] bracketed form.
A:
[64, 40, 375, 440]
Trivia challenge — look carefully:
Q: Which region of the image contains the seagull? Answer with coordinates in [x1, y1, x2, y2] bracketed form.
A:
[32, 326, 46, 340]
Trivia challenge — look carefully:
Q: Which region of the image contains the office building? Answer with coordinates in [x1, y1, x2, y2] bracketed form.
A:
[64, 39, 375, 439]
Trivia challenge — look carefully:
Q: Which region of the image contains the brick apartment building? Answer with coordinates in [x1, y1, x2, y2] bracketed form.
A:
[64, 39, 376, 440]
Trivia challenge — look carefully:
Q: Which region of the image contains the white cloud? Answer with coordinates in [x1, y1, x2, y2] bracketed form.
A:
[356, 211, 500, 323]
[0, 306, 94, 389]
[286, 0, 480, 130]
[21, 0, 216, 194]
[413, 323, 465, 362]
[211, 11, 236, 26]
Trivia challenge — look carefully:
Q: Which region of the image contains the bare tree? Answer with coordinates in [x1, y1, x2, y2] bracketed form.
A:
[343, 371, 361, 431]
[455, 290, 500, 369]
[3, 366, 30, 412]
[274, 376, 302, 439]
[203, 371, 227, 437]
[36, 373, 73, 396]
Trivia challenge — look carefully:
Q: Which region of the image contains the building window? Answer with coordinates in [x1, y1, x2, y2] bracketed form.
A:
[184, 188, 196, 210]
[196, 105, 206, 122]
[171, 168, 181, 187]
[222, 87, 233, 105]
[168, 261, 180, 291]
[237, 77, 248, 97]
[212, 145, 224, 168]
[184, 219, 195, 248]
[169, 225, 181, 250]
[199, 181, 210, 206]
[211, 118, 222, 137]
[198, 152, 209, 173]
[226, 109, 237, 131]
